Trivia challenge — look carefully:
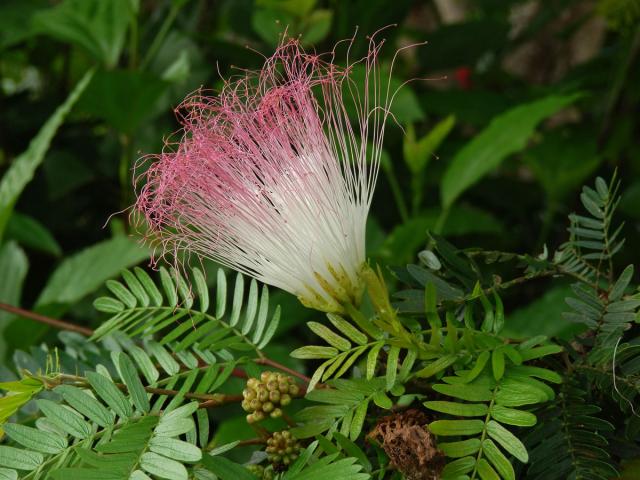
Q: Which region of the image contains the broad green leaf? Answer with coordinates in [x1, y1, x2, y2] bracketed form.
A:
[118, 353, 150, 413]
[0, 446, 42, 471]
[486, 420, 528, 463]
[0, 242, 28, 357]
[55, 385, 115, 427]
[439, 438, 481, 458]
[0, 69, 94, 239]
[86, 371, 132, 419]
[441, 93, 581, 208]
[482, 439, 515, 480]
[38, 236, 148, 307]
[33, 0, 133, 67]
[36, 399, 92, 439]
[140, 452, 188, 480]
[5, 212, 62, 256]
[2, 424, 67, 454]
[425, 401, 488, 417]
[429, 419, 485, 436]
[0, 467, 17, 480]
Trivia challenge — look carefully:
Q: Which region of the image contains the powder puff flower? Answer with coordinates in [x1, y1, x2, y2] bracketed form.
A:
[135, 37, 394, 313]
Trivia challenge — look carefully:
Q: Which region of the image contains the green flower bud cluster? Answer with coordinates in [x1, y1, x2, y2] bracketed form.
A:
[241, 371, 300, 423]
[245, 464, 274, 480]
[266, 430, 301, 466]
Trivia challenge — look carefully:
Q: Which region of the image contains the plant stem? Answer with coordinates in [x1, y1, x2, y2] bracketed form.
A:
[383, 162, 410, 223]
[0, 302, 94, 336]
[140, 1, 183, 70]
[255, 357, 311, 385]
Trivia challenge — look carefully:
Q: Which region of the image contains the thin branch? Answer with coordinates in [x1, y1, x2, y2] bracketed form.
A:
[0, 302, 94, 336]
[255, 357, 311, 384]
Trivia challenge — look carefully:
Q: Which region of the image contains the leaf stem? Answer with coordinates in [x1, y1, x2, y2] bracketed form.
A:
[0, 302, 94, 336]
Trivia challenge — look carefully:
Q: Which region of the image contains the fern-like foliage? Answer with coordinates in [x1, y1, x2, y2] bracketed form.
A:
[525, 377, 618, 480]
[0, 352, 204, 480]
[92, 266, 280, 358]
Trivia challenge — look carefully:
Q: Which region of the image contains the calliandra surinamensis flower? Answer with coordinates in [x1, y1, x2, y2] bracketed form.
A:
[134, 37, 395, 313]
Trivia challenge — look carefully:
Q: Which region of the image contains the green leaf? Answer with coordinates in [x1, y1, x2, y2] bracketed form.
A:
[140, 452, 188, 480]
[441, 93, 581, 208]
[215, 268, 227, 318]
[476, 458, 500, 480]
[610, 265, 633, 301]
[0, 69, 94, 239]
[307, 322, 351, 351]
[5, 212, 62, 256]
[425, 401, 488, 417]
[200, 455, 257, 480]
[93, 297, 125, 313]
[55, 385, 115, 427]
[404, 115, 456, 174]
[33, 0, 133, 67]
[366, 343, 383, 379]
[0, 446, 43, 471]
[0, 242, 28, 357]
[327, 314, 368, 345]
[415, 354, 459, 378]
[134, 267, 163, 307]
[149, 437, 202, 462]
[121, 269, 150, 307]
[490, 405, 536, 427]
[36, 399, 92, 439]
[440, 438, 481, 458]
[492, 350, 505, 381]
[386, 346, 400, 389]
[86, 371, 132, 419]
[106, 279, 137, 309]
[38, 236, 148, 307]
[486, 420, 528, 463]
[440, 456, 476, 478]
[482, 439, 515, 480]
[429, 419, 485, 436]
[229, 273, 244, 327]
[0, 467, 17, 480]
[118, 353, 150, 413]
[2, 424, 67, 454]
[159, 267, 177, 308]
[290, 345, 339, 359]
[433, 383, 493, 402]
[350, 399, 369, 440]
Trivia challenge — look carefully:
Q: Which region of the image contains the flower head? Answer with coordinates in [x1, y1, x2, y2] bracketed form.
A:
[135, 36, 393, 313]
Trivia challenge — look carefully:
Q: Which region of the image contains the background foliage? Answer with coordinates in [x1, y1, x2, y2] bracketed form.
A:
[0, 0, 639, 479]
